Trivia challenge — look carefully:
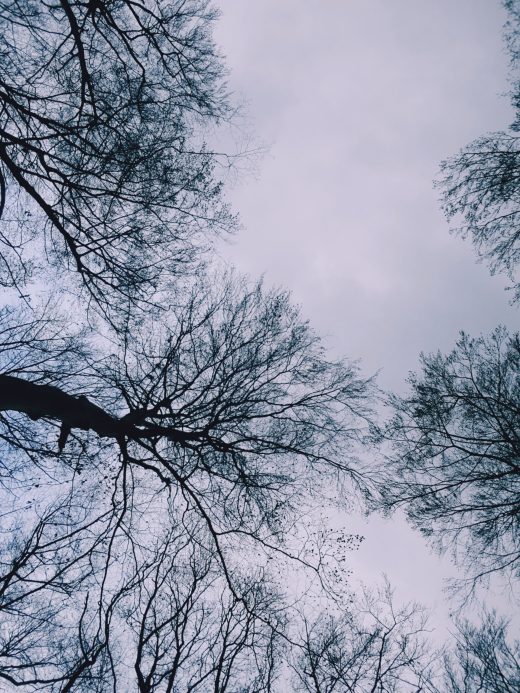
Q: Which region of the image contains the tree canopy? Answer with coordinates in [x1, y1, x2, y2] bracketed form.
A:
[375, 328, 520, 592]
[1, 0, 520, 689]
[0, 1, 374, 689]
[438, 0, 520, 301]
[0, 0, 235, 312]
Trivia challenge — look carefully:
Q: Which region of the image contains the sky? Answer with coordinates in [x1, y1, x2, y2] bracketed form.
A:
[213, 1, 519, 632]
[214, 0, 518, 388]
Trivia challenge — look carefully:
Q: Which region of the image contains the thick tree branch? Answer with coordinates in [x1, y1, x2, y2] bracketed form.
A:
[0, 374, 196, 446]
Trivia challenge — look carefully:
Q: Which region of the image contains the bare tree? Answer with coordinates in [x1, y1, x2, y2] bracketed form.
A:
[0, 0, 235, 310]
[443, 612, 520, 693]
[373, 328, 520, 594]
[437, 1, 520, 301]
[0, 488, 286, 691]
[438, 131, 520, 301]
[126, 541, 284, 692]
[291, 582, 438, 693]
[0, 278, 371, 529]
[0, 1, 375, 687]
[0, 276, 371, 689]
[0, 492, 120, 690]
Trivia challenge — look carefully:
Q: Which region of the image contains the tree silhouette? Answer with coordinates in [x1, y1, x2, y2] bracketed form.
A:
[374, 328, 520, 593]
[0, 3, 374, 685]
[443, 612, 520, 693]
[291, 582, 437, 693]
[0, 273, 371, 687]
[437, 1, 520, 301]
[0, 495, 286, 690]
[0, 0, 235, 311]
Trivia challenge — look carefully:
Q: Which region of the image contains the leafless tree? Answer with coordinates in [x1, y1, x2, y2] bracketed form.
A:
[291, 582, 438, 693]
[0, 487, 286, 691]
[373, 328, 520, 595]
[0, 1, 376, 687]
[0, 489, 121, 690]
[0, 277, 371, 540]
[442, 612, 520, 693]
[0, 276, 371, 690]
[126, 541, 284, 692]
[0, 0, 235, 310]
[437, 1, 520, 301]
[438, 131, 520, 301]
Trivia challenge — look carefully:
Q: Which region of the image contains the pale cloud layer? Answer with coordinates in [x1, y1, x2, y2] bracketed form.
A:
[214, 1, 519, 628]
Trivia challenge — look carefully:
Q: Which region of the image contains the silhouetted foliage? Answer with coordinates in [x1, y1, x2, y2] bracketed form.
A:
[291, 582, 437, 693]
[0, 0, 377, 687]
[0, 0, 235, 311]
[437, 1, 520, 301]
[443, 612, 520, 693]
[375, 328, 520, 593]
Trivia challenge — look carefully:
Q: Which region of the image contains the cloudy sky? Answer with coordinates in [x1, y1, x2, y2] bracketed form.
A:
[214, 1, 518, 629]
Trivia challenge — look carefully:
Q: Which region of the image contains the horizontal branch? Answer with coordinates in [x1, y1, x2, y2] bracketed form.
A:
[0, 374, 197, 448]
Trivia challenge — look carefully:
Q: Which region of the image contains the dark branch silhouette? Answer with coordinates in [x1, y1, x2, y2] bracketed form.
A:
[291, 582, 438, 693]
[373, 328, 520, 594]
[437, 1, 520, 301]
[0, 276, 371, 689]
[0, 0, 235, 311]
[443, 612, 520, 693]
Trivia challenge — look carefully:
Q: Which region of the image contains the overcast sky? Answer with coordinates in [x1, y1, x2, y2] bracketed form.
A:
[214, 1, 519, 631]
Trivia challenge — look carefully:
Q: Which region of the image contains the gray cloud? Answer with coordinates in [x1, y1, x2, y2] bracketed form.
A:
[214, 0, 519, 630]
